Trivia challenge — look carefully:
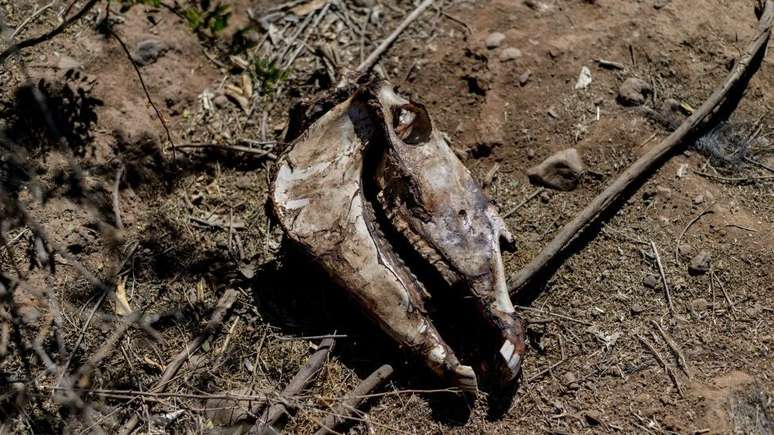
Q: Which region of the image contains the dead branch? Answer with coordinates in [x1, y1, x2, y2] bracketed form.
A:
[313, 364, 394, 435]
[117, 289, 239, 435]
[248, 338, 336, 435]
[509, 0, 774, 299]
[0, 0, 100, 64]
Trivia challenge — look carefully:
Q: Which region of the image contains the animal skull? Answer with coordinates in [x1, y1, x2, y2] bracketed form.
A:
[271, 81, 526, 392]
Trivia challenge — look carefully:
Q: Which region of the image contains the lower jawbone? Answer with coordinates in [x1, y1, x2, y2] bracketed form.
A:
[271, 80, 527, 393]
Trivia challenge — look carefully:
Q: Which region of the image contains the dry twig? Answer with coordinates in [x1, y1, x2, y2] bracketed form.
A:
[355, 0, 434, 74]
[248, 338, 336, 434]
[650, 242, 674, 314]
[313, 364, 394, 435]
[638, 335, 684, 397]
[651, 320, 691, 378]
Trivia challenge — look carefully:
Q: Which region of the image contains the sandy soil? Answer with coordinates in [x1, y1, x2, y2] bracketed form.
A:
[1, 0, 772, 433]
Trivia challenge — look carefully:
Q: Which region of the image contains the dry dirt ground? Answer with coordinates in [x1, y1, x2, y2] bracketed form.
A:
[1, 0, 773, 434]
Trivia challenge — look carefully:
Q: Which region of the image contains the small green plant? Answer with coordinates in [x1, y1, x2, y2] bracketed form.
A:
[254, 58, 289, 94]
[184, 0, 231, 35]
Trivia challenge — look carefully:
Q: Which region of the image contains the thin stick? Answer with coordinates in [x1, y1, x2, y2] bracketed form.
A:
[313, 364, 394, 435]
[651, 320, 691, 378]
[509, 1, 774, 299]
[0, 0, 100, 64]
[674, 203, 715, 263]
[112, 165, 124, 230]
[117, 289, 238, 435]
[355, 0, 433, 74]
[711, 270, 736, 312]
[638, 335, 684, 397]
[248, 338, 336, 434]
[175, 143, 278, 159]
[694, 171, 774, 183]
[651, 241, 674, 314]
[526, 357, 568, 383]
[105, 25, 176, 154]
[10, 0, 57, 39]
[503, 188, 544, 218]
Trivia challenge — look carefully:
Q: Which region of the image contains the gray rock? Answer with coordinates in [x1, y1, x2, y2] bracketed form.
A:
[689, 250, 711, 275]
[499, 47, 522, 61]
[643, 274, 659, 289]
[617, 77, 652, 106]
[485, 32, 506, 49]
[527, 148, 585, 191]
[132, 38, 166, 66]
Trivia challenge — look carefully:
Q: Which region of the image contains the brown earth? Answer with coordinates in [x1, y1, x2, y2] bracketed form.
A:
[1, 0, 773, 434]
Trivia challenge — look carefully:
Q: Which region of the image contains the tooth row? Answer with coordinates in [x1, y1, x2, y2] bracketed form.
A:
[377, 190, 459, 286]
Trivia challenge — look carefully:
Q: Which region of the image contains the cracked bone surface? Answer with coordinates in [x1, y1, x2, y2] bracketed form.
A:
[271, 81, 525, 392]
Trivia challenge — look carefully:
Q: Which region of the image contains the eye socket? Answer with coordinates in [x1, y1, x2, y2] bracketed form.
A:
[391, 104, 432, 145]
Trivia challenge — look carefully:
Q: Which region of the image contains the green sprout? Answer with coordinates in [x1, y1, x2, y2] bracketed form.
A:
[184, 0, 231, 35]
[254, 58, 289, 94]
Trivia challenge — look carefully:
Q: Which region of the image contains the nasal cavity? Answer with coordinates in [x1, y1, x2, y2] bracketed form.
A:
[392, 104, 432, 145]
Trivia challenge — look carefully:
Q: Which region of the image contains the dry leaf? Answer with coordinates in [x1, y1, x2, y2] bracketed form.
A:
[290, 0, 326, 16]
[115, 277, 133, 315]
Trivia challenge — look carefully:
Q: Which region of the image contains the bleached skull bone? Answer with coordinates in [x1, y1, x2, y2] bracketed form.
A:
[271, 81, 526, 392]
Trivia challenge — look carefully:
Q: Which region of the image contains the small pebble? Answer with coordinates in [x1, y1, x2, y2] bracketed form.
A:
[643, 274, 659, 289]
[132, 38, 166, 66]
[693, 194, 705, 205]
[584, 410, 603, 426]
[688, 250, 711, 275]
[519, 70, 532, 86]
[618, 77, 652, 106]
[630, 303, 647, 315]
[485, 32, 506, 49]
[499, 47, 522, 61]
